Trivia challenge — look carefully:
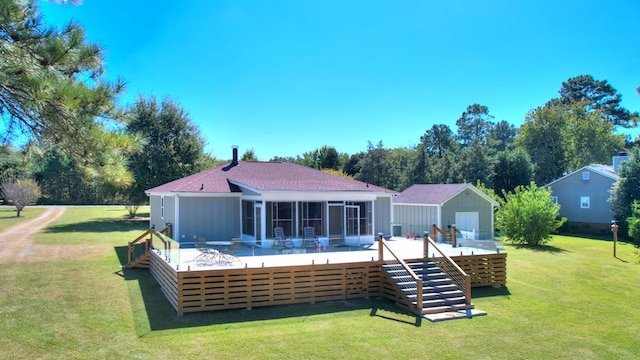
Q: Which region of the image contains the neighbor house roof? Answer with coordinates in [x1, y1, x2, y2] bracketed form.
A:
[544, 164, 619, 187]
[146, 161, 395, 194]
[393, 183, 499, 206]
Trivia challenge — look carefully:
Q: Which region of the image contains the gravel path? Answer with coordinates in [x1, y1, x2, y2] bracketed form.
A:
[0, 207, 67, 263]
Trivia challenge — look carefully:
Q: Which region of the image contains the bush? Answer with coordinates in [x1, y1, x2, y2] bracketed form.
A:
[496, 181, 566, 246]
[626, 201, 640, 242]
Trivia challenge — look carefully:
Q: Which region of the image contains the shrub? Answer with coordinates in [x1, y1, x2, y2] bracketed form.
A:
[496, 181, 566, 246]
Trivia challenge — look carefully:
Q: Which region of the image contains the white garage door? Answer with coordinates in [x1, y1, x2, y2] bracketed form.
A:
[455, 212, 478, 239]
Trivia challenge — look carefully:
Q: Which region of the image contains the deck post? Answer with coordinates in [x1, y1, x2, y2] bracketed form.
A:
[377, 233, 384, 261]
[423, 231, 429, 259]
[451, 225, 457, 247]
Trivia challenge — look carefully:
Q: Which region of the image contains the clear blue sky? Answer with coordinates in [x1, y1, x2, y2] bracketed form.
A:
[41, 0, 640, 161]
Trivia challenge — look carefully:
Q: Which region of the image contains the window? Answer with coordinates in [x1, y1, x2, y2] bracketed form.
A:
[551, 196, 558, 204]
[242, 201, 255, 236]
[582, 171, 590, 180]
[160, 196, 164, 219]
[580, 196, 590, 209]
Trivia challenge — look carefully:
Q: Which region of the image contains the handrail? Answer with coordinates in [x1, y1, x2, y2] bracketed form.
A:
[127, 225, 172, 268]
[423, 233, 471, 306]
[377, 234, 423, 313]
[431, 224, 457, 247]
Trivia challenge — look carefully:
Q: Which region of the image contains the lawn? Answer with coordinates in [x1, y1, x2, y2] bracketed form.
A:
[0, 206, 47, 231]
[1, 207, 639, 359]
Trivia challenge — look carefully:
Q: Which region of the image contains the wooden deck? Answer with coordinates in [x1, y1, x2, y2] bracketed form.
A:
[148, 238, 507, 315]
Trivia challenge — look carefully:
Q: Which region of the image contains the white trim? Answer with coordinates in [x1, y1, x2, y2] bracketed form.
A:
[545, 164, 618, 187]
[174, 195, 180, 241]
[580, 196, 590, 209]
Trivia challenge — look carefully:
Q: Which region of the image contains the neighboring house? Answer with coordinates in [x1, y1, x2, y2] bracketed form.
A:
[145, 148, 395, 248]
[392, 184, 499, 240]
[545, 156, 628, 234]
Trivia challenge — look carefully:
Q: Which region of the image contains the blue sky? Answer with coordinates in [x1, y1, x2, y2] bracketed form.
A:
[40, 0, 640, 161]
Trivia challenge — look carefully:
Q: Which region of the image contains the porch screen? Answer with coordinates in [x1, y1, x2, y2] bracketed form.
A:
[299, 202, 324, 237]
[267, 202, 294, 237]
[242, 200, 254, 236]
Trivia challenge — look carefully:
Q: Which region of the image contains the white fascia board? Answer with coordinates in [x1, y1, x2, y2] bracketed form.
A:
[259, 191, 381, 202]
[393, 203, 439, 207]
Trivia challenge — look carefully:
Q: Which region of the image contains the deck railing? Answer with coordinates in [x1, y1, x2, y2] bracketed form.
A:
[423, 232, 472, 306]
[377, 234, 423, 314]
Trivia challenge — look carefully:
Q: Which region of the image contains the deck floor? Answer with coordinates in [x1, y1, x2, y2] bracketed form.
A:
[169, 237, 503, 271]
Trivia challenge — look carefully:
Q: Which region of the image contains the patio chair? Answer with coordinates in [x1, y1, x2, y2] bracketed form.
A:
[193, 235, 218, 264]
[219, 238, 242, 265]
[302, 226, 319, 248]
[273, 227, 293, 248]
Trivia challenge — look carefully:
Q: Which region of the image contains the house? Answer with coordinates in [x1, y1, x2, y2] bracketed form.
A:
[544, 154, 629, 234]
[145, 147, 395, 248]
[392, 183, 499, 240]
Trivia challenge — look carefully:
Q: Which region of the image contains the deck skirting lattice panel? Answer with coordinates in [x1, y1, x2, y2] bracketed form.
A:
[148, 251, 506, 315]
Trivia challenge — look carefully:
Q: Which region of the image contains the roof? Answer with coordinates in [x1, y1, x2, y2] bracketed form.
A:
[146, 161, 395, 194]
[393, 183, 498, 206]
[544, 164, 619, 187]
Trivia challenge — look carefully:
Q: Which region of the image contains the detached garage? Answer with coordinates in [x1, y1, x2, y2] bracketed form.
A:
[392, 184, 498, 240]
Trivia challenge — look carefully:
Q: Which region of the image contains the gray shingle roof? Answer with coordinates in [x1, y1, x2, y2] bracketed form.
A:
[393, 184, 471, 205]
[146, 161, 394, 194]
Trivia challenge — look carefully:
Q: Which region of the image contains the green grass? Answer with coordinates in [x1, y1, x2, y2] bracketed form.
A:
[1, 207, 639, 359]
[0, 206, 47, 231]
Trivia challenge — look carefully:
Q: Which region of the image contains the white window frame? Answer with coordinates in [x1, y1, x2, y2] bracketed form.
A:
[582, 171, 590, 180]
[161, 196, 165, 219]
[580, 196, 590, 209]
[551, 196, 558, 204]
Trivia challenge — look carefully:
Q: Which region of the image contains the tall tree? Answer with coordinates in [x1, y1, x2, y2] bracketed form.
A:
[0, 0, 134, 182]
[455, 104, 494, 147]
[355, 141, 388, 187]
[492, 148, 534, 195]
[550, 75, 637, 128]
[318, 146, 341, 170]
[241, 148, 258, 161]
[516, 106, 567, 185]
[610, 148, 640, 228]
[421, 124, 455, 156]
[0, 145, 31, 181]
[487, 120, 517, 153]
[125, 96, 208, 204]
[459, 138, 493, 187]
[562, 105, 625, 170]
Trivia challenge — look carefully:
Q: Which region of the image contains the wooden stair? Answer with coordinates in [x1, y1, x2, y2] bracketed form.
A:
[383, 261, 474, 316]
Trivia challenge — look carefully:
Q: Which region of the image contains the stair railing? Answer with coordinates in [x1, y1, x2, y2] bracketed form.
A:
[127, 225, 172, 268]
[377, 234, 423, 312]
[423, 232, 472, 307]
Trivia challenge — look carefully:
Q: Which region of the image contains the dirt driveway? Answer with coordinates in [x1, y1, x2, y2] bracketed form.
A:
[0, 207, 67, 263]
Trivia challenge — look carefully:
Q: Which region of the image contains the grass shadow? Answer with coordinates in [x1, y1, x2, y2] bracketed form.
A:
[472, 285, 512, 299]
[45, 217, 149, 234]
[506, 244, 569, 254]
[114, 246, 418, 333]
